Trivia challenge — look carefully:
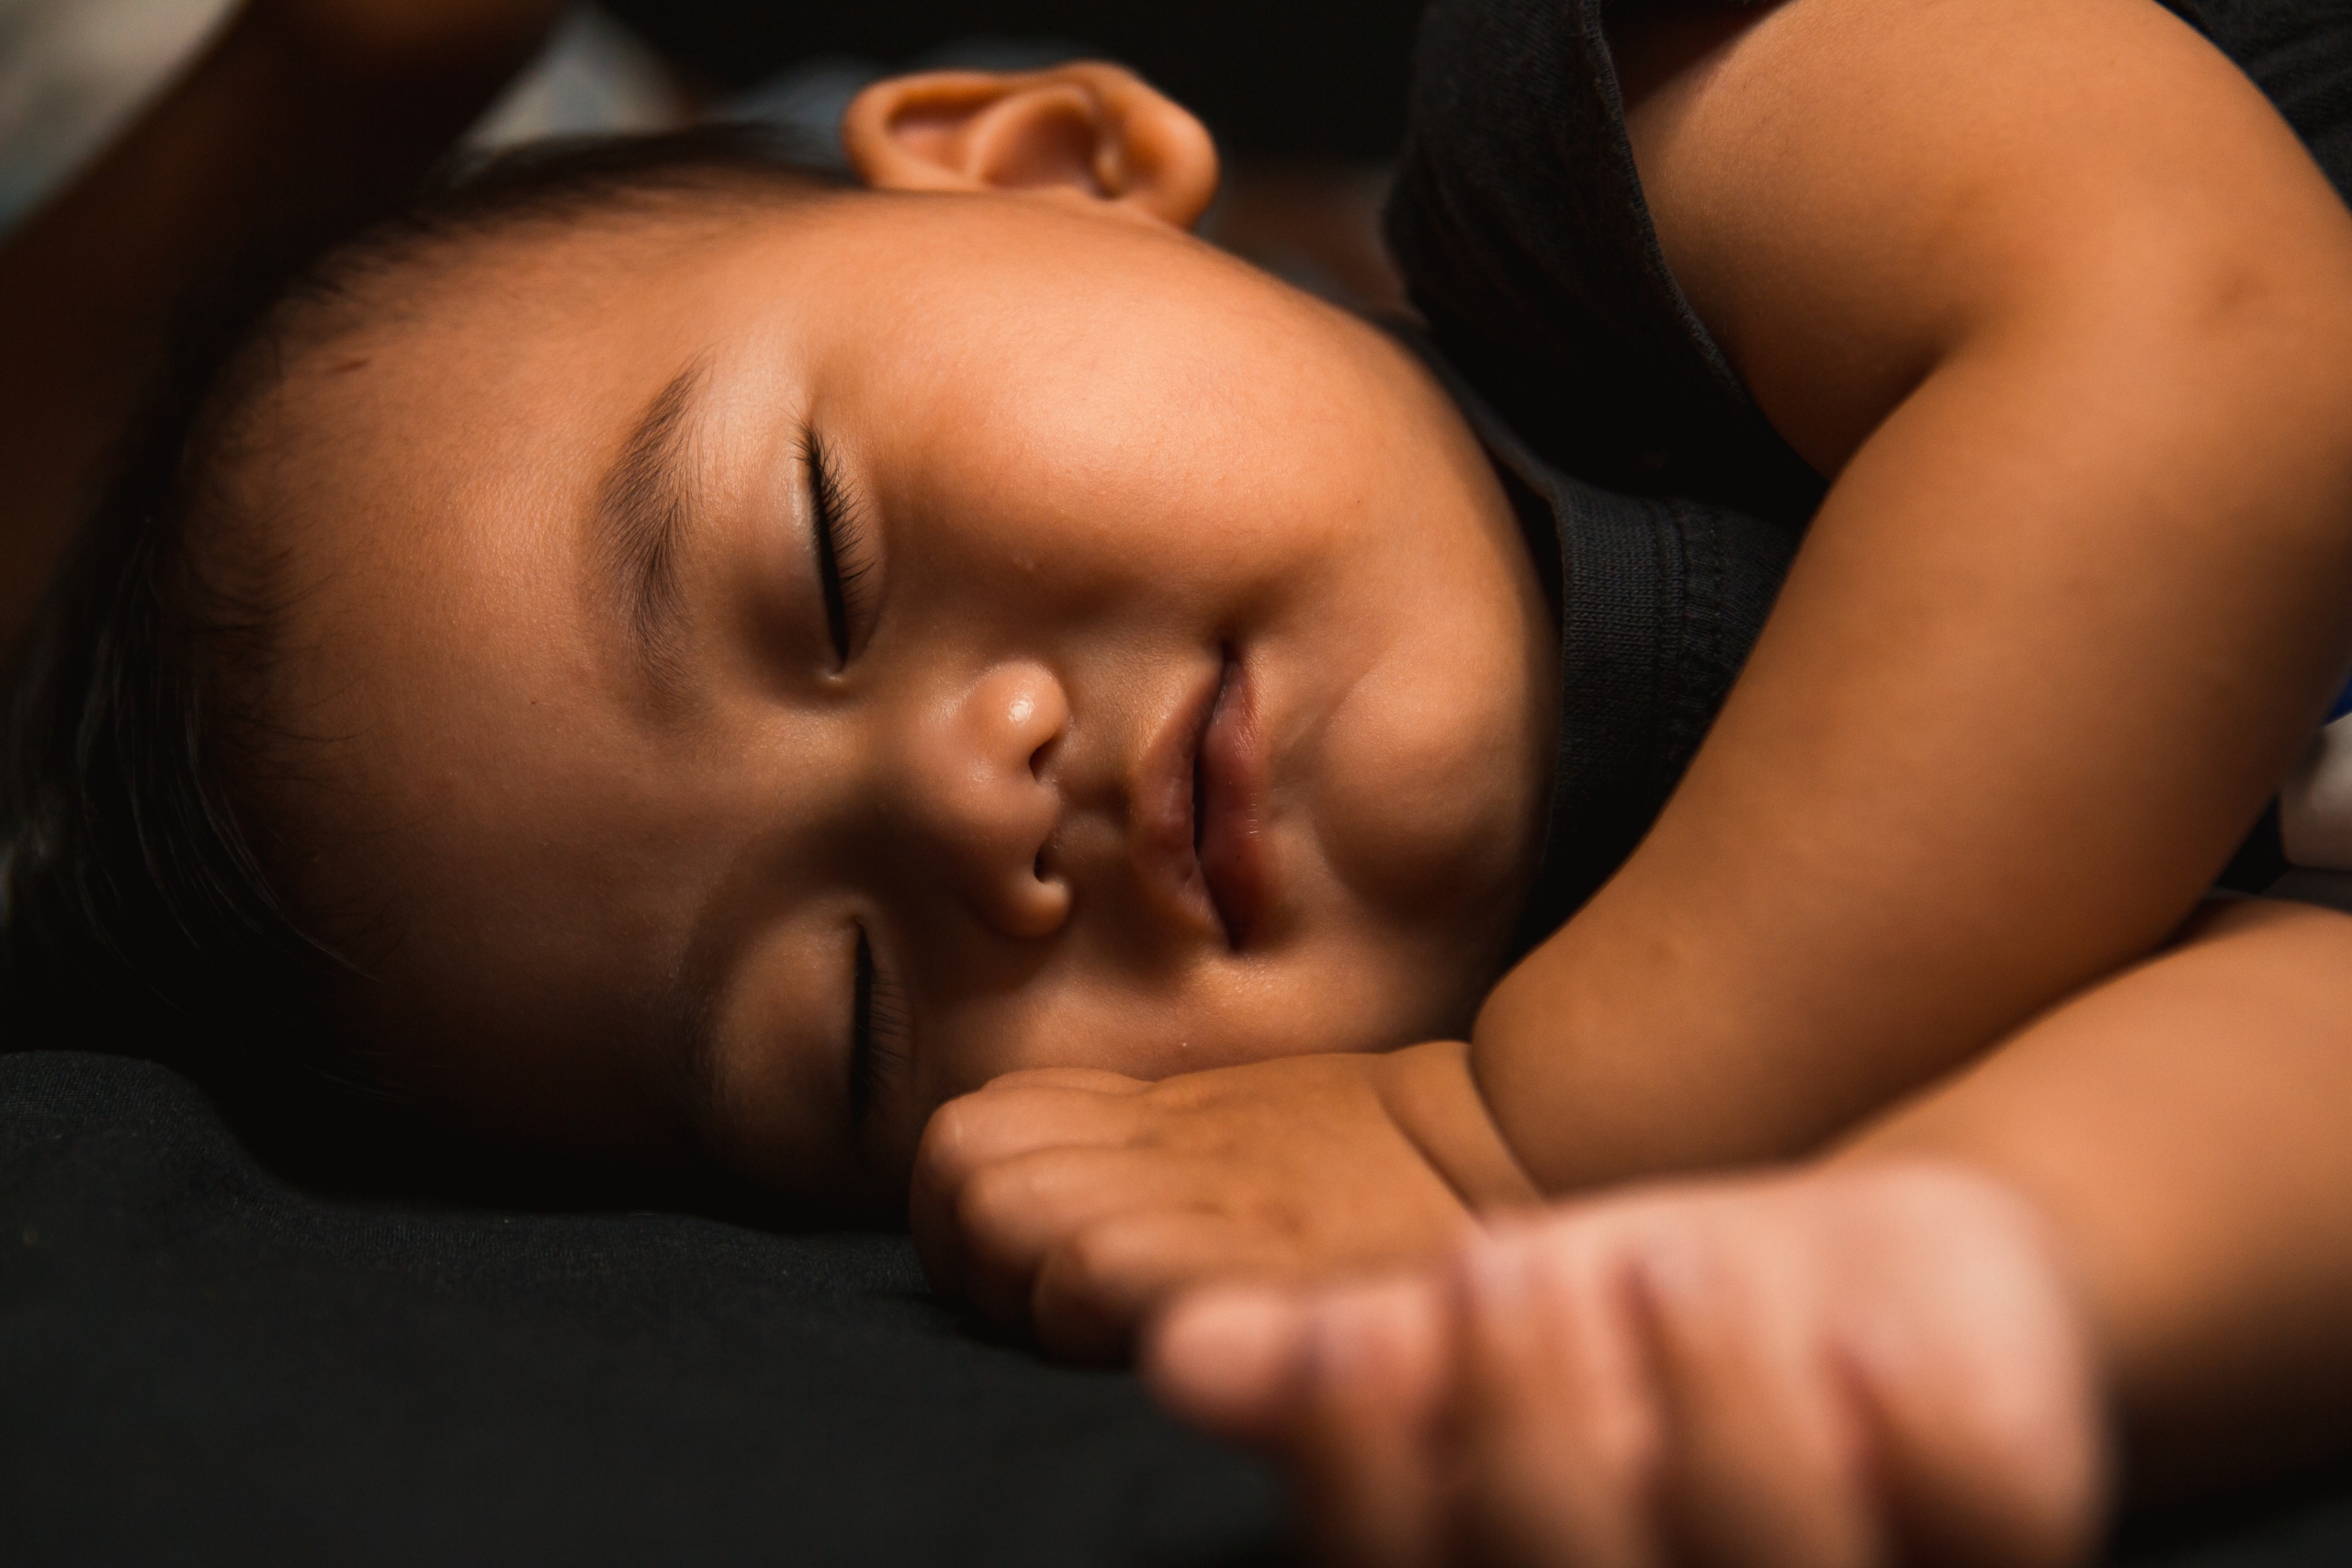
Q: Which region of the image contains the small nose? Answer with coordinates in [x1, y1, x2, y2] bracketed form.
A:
[898, 660, 1072, 939]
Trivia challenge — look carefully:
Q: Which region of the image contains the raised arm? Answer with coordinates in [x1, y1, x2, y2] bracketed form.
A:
[907, 0, 2352, 1362]
[1834, 895, 2352, 1498]
[1475, 0, 2352, 1185]
[0, 0, 560, 649]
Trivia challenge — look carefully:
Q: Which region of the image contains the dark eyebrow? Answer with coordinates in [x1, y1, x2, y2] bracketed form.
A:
[593, 361, 707, 700]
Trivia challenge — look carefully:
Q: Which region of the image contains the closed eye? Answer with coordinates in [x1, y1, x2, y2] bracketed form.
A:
[805, 431, 877, 665]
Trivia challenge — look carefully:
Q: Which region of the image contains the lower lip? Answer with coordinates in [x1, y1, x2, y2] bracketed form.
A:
[1196, 654, 1272, 949]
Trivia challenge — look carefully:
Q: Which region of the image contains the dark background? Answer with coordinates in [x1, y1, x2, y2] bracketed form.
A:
[1, 1050, 1286, 1567]
[605, 0, 1428, 157]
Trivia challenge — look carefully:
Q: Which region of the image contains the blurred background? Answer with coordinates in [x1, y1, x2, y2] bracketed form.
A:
[0, 0, 1425, 309]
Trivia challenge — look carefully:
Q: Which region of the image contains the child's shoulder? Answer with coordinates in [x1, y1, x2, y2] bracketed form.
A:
[1393, 0, 2352, 501]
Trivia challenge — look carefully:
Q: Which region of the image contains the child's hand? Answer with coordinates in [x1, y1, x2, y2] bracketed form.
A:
[910, 1043, 1540, 1360]
[1148, 1161, 2108, 1568]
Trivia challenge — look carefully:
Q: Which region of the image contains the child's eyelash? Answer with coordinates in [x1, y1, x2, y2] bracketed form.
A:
[806, 434, 877, 663]
[849, 930, 910, 1126]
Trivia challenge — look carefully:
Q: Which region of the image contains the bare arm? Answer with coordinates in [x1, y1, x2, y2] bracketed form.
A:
[1134, 901, 2352, 1566]
[0, 0, 560, 649]
[1475, 0, 2352, 1186]
[886, 0, 2352, 1375]
[1839, 896, 2352, 1497]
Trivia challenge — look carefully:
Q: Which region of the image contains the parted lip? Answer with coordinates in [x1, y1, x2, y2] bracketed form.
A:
[1196, 653, 1268, 949]
[1133, 649, 1269, 950]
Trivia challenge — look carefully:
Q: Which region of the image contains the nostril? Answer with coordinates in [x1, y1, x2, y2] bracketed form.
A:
[1034, 851, 1046, 881]
[1028, 735, 1055, 779]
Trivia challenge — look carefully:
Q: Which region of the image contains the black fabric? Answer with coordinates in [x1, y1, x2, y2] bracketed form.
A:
[7, 1043, 2352, 1565]
[2169, 0, 2352, 201]
[605, 0, 1427, 159]
[1400, 340, 1794, 947]
[1385, 0, 1818, 934]
[1386, 0, 1826, 526]
[2219, 797, 2292, 892]
[0, 1049, 1283, 1566]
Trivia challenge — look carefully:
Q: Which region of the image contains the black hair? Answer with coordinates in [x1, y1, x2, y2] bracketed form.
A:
[0, 124, 840, 1111]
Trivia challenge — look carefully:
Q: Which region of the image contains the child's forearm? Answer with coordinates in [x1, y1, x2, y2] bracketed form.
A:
[1833, 897, 2352, 1499]
[1468, 0, 2352, 1190]
[1474, 307, 2352, 1184]
[0, 0, 555, 648]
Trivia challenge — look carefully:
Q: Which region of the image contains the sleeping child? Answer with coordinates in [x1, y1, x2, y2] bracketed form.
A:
[5, 0, 2352, 1562]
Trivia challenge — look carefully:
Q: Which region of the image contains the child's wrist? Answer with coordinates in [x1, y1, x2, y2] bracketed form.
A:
[1375, 1039, 1544, 1213]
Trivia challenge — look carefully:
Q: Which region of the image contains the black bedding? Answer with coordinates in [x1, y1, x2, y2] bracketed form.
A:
[3, 1046, 2346, 1568]
[0, 1051, 1281, 1566]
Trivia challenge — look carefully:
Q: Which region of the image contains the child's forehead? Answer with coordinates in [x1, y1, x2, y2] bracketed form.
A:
[342, 194, 825, 335]
[258, 211, 778, 484]
[260, 188, 1279, 501]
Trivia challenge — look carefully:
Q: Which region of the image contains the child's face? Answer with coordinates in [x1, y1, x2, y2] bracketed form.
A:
[252, 90, 1556, 1213]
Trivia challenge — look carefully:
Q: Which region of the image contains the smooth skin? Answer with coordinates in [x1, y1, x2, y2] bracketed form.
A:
[900, 0, 2352, 1546]
[237, 173, 1555, 1211]
[3, 6, 1558, 1213]
[1144, 897, 2352, 1563]
[916, 0, 2352, 1325]
[1148, 1161, 2108, 1568]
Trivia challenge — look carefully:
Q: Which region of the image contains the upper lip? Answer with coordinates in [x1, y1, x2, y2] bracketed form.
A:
[1133, 655, 1239, 945]
[1130, 649, 1270, 951]
[1195, 653, 1269, 948]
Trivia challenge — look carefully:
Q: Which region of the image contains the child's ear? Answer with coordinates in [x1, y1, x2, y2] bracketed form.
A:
[841, 63, 1219, 230]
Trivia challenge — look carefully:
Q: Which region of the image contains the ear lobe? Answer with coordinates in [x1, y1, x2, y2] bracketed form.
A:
[842, 63, 1220, 230]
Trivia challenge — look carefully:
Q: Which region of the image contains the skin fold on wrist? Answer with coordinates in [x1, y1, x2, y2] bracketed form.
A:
[1377, 1038, 1544, 1213]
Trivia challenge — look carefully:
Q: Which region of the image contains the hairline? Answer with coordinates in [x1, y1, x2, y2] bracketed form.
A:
[62, 132, 844, 1111]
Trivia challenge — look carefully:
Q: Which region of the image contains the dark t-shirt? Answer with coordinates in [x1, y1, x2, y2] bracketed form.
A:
[1396, 335, 1794, 950]
[1387, 0, 2352, 939]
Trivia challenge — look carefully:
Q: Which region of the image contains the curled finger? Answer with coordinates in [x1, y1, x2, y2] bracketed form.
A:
[1445, 1220, 1667, 1568]
[1284, 1274, 1457, 1568]
[1031, 1204, 1307, 1361]
[910, 1082, 1151, 1302]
